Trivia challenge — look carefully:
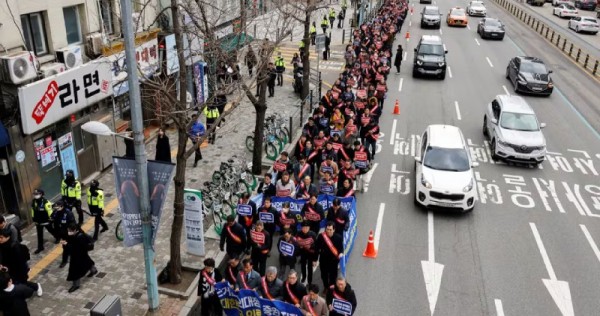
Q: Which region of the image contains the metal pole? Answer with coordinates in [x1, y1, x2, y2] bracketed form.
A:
[119, 0, 159, 311]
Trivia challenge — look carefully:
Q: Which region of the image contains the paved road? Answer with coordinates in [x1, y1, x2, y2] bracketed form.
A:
[346, 0, 600, 315]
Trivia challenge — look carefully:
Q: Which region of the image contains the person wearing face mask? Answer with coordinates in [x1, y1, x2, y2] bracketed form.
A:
[50, 201, 76, 268]
[300, 284, 328, 316]
[30, 189, 55, 254]
[154, 127, 172, 163]
[61, 170, 84, 225]
[87, 180, 108, 241]
[63, 223, 97, 293]
[198, 258, 223, 316]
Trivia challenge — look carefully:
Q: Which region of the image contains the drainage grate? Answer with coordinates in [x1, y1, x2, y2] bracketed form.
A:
[95, 272, 107, 279]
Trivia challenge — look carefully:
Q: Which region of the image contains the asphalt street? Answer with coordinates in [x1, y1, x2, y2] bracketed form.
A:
[344, 0, 600, 315]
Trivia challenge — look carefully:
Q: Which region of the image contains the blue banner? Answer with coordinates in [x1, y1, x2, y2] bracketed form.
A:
[215, 281, 304, 316]
[252, 194, 358, 276]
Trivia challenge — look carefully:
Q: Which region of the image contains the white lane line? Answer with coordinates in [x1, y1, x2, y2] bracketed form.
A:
[454, 101, 462, 120]
[443, 44, 447, 51]
[374, 203, 385, 251]
[403, 51, 407, 61]
[502, 85, 511, 96]
[390, 119, 398, 145]
[398, 78, 404, 92]
[530, 223, 557, 281]
[448, 66, 453, 78]
[486, 57, 494, 68]
[467, 24, 471, 30]
[581, 224, 600, 263]
[495, 299, 505, 316]
[428, 211, 435, 262]
[439, 28, 443, 35]
[475, 38, 481, 46]
[409, 21, 412, 27]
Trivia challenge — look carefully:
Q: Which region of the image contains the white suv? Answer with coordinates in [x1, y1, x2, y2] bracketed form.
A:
[414, 125, 478, 212]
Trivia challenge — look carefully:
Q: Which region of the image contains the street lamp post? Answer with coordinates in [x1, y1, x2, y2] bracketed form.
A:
[119, 0, 160, 311]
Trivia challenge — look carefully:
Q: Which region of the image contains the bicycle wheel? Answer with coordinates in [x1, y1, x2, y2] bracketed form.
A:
[265, 142, 278, 160]
[242, 170, 258, 190]
[276, 129, 288, 144]
[212, 201, 226, 236]
[115, 220, 124, 241]
[234, 179, 251, 197]
[222, 201, 236, 218]
[212, 171, 223, 186]
[245, 136, 255, 152]
[275, 137, 285, 153]
[229, 191, 240, 206]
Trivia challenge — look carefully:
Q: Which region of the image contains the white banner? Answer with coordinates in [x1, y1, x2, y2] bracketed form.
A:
[18, 62, 113, 134]
[184, 188, 205, 256]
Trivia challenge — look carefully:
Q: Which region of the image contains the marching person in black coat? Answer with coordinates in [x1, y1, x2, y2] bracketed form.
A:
[282, 270, 307, 308]
[257, 266, 284, 300]
[0, 230, 41, 294]
[51, 201, 76, 268]
[63, 224, 97, 293]
[237, 192, 258, 244]
[394, 45, 403, 74]
[277, 228, 298, 279]
[198, 258, 223, 316]
[256, 197, 278, 247]
[295, 221, 318, 285]
[326, 276, 358, 316]
[326, 198, 350, 236]
[219, 215, 247, 259]
[0, 272, 35, 316]
[249, 221, 271, 276]
[223, 257, 242, 287]
[155, 128, 172, 163]
[316, 222, 344, 289]
[257, 173, 276, 198]
[301, 194, 325, 235]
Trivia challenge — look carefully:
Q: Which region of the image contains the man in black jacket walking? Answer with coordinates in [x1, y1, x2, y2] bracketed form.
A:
[316, 222, 344, 289]
[326, 276, 357, 315]
[0, 272, 35, 316]
[198, 258, 223, 316]
[220, 215, 247, 259]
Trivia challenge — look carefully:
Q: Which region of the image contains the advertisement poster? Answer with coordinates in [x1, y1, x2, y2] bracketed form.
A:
[58, 132, 79, 179]
[193, 62, 207, 106]
[112, 157, 175, 247]
[184, 188, 205, 256]
[40, 146, 55, 167]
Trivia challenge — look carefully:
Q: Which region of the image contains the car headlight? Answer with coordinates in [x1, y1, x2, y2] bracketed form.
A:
[548, 82, 553, 88]
[463, 179, 474, 192]
[517, 75, 527, 85]
[416, 60, 424, 66]
[497, 139, 510, 147]
[421, 175, 432, 189]
[438, 62, 445, 67]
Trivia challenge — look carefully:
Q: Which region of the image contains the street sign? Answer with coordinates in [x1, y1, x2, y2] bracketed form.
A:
[315, 34, 326, 51]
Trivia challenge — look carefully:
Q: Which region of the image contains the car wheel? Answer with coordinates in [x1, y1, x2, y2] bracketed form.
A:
[483, 117, 489, 137]
[412, 68, 419, 77]
[576, 26, 580, 33]
[560, 12, 563, 18]
[505, 67, 510, 79]
[491, 140, 499, 161]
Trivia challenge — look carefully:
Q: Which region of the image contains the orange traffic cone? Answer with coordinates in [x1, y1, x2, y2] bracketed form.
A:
[405, 31, 410, 40]
[363, 230, 378, 258]
[393, 100, 400, 115]
[411, 7, 414, 14]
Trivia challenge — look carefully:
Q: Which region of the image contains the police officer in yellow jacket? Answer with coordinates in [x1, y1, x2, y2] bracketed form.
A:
[204, 105, 220, 145]
[310, 22, 317, 45]
[31, 189, 56, 254]
[61, 169, 84, 225]
[87, 180, 108, 241]
[275, 54, 285, 86]
[328, 8, 336, 28]
[320, 15, 329, 33]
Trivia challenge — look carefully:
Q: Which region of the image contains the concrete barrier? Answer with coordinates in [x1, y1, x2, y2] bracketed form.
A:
[492, 0, 600, 78]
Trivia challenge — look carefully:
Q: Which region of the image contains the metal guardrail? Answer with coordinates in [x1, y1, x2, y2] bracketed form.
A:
[493, 0, 600, 78]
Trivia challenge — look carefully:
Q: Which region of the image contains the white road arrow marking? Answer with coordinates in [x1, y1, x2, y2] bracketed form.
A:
[398, 78, 404, 92]
[580, 224, 600, 263]
[530, 223, 574, 316]
[422, 211, 444, 316]
[494, 299, 505, 316]
[486, 57, 494, 68]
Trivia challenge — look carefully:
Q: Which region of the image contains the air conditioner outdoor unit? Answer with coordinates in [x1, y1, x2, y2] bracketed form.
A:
[132, 12, 144, 33]
[0, 51, 39, 85]
[56, 46, 83, 69]
[40, 62, 66, 78]
[86, 33, 104, 56]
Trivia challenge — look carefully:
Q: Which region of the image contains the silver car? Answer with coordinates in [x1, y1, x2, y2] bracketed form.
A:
[482, 95, 547, 165]
[467, 1, 487, 16]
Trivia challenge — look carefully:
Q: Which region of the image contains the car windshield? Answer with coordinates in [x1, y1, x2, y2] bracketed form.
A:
[424, 8, 439, 14]
[485, 19, 502, 26]
[472, 2, 484, 7]
[500, 112, 539, 131]
[418, 44, 444, 55]
[423, 147, 470, 172]
[520, 61, 548, 74]
[451, 9, 465, 15]
[563, 4, 576, 9]
[583, 18, 598, 23]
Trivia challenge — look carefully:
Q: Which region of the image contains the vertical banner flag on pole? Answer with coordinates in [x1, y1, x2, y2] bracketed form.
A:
[184, 188, 205, 256]
[147, 160, 175, 246]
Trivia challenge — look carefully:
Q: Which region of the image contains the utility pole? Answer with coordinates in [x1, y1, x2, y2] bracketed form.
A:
[358, 0, 365, 26]
[119, 0, 160, 311]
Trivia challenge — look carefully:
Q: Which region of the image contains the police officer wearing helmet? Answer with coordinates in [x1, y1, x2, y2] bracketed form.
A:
[87, 180, 108, 241]
[50, 200, 76, 268]
[31, 189, 55, 254]
[61, 170, 83, 225]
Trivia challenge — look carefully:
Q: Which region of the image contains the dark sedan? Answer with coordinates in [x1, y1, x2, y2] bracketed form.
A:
[505, 57, 554, 96]
[574, 0, 596, 10]
[477, 18, 505, 39]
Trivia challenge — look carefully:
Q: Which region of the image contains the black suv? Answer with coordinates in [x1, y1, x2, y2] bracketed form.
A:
[412, 35, 448, 79]
[506, 56, 553, 96]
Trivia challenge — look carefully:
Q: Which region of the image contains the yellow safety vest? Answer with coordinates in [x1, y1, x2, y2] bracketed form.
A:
[87, 188, 104, 209]
[299, 41, 305, 49]
[329, 10, 336, 18]
[310, 25, 316, 34]
[275, 58, 284, 67]
[321, 19, 329, 27]
[204, 107, 220, 119]
[61, 180, 81, 199]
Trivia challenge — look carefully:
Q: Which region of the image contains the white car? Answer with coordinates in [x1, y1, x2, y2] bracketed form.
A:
[552, 0, 571, 6]
[568, 16, 599, 34]
[467, 1, 487, 16]
[414, 125, 478, 212]
[553, 3, 578, 18]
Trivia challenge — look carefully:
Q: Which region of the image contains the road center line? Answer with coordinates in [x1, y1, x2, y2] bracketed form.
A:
[454, 101, 462, 120]
[439, 28, 443, 35]
[390, 119, 398, 145]
[494, 299, 505, 316]
[428, 211, 435, 262]
[374, 203, 385, 251]
[409, 21, 412, 27]
[398, 78, 404, 92]
[486, 57, 494, 68]
[502, 85, 511, 96]
[580, 224, 600, 263]
[448, 66, 453, 78]
[475, 38, 481, 46]
[530, 222, 557, 280]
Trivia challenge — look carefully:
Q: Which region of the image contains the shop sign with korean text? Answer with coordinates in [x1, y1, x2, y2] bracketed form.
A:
[18, 62, 113, 134]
